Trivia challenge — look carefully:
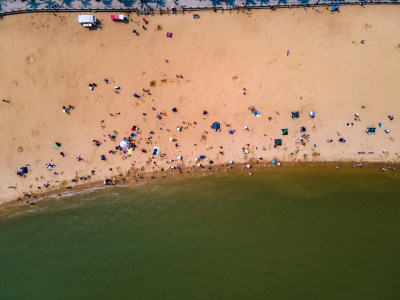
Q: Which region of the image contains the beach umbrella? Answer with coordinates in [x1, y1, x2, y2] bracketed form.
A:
[119, 140, 128, 148]
[211, 122, 220, 131]
[309, 111, 316, 118]
[253, 109, 261, 117]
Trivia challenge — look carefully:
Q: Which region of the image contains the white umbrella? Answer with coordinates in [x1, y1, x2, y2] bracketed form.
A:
[309, 111, 316, 117]
[119, 140, 128, 148]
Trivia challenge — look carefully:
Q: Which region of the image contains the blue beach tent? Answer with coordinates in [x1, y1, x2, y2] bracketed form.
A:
[274, 139, 282, 148]
[366, 127, 376, 134]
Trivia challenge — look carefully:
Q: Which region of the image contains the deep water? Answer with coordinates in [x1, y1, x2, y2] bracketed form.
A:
[1, 167, 400, 299]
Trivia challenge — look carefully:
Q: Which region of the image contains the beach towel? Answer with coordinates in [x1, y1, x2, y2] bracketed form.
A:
[166, 32, 173, 38]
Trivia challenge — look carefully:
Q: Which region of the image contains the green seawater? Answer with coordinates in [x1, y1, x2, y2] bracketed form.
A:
[1, 167, 400, 299]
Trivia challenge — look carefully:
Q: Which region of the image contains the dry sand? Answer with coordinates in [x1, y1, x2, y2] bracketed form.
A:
[0, 6, 399, 203]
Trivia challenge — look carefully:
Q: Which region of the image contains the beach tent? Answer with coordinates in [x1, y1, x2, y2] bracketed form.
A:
[17, 166, 28, 176]
[211, 122, 220, 131]
[366, 127, 376, 134]
[300, 126, 306, 133]
[119, 139, 128, 148]
[291, 111, 299, 119]
[274, 139, 282, 148]
[281, 128, 288, 135]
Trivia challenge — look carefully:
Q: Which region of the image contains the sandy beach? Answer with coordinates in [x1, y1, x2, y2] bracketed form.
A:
[0, 6, 399, 203]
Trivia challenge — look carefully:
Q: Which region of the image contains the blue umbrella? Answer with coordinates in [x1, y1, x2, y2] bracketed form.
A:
[211, 122, 220, 131]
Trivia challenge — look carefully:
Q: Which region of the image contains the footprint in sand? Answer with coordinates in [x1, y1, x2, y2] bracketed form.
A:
[25, 54, 37, 65]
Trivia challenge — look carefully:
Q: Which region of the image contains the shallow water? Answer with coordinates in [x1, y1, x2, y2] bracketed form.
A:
[1, 167, 400, 299]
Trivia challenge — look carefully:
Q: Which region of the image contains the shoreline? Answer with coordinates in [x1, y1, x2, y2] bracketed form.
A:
[2, 160, 398, 211]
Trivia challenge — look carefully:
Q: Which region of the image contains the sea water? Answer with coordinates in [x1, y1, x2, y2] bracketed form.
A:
[0, 166, 399, 299]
